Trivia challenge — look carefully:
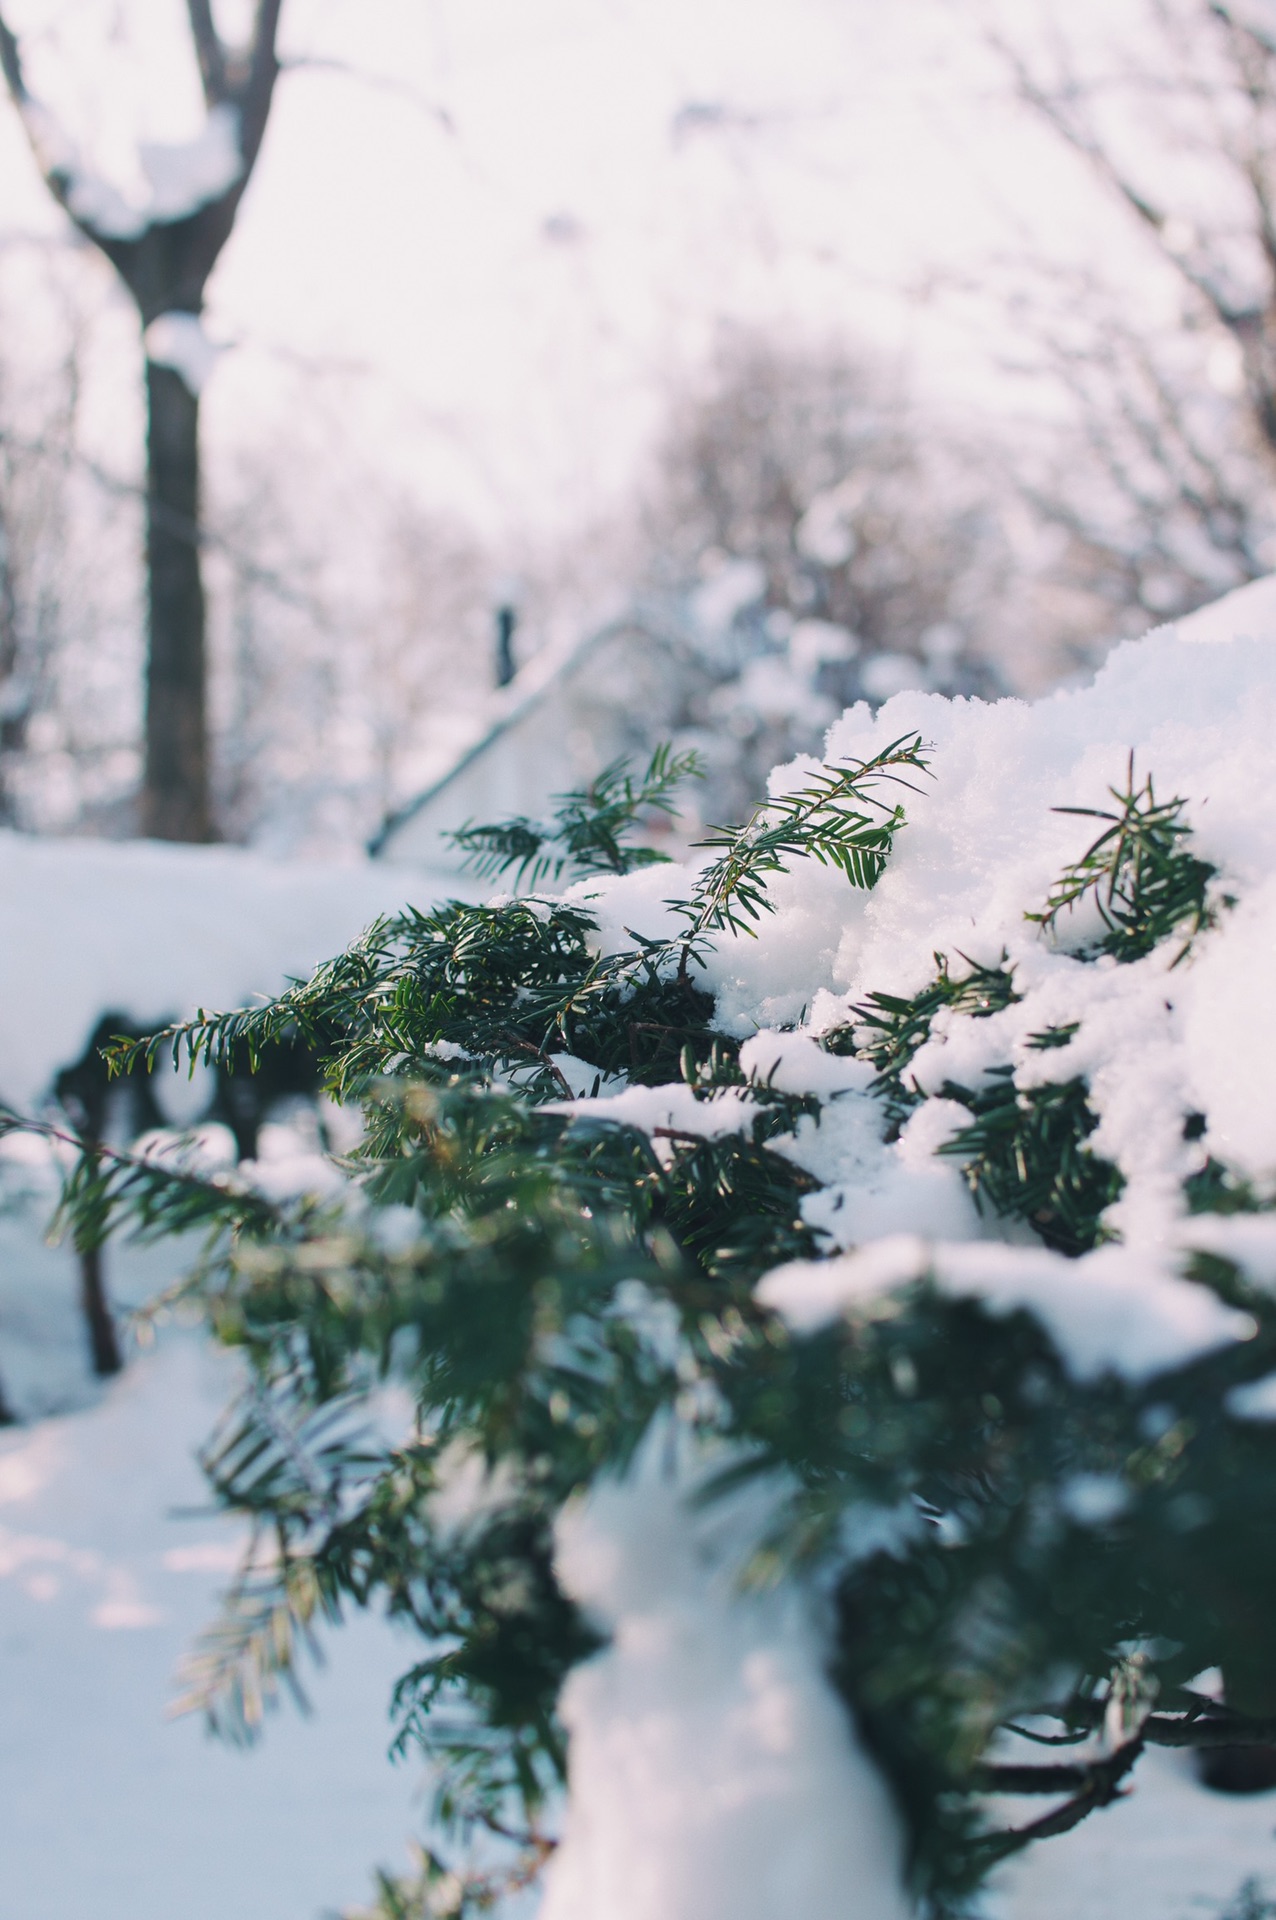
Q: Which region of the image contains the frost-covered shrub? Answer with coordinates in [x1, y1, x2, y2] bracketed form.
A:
[52, 579, 1276, 1918]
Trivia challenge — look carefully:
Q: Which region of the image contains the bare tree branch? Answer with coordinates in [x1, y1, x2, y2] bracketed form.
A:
[988, 17, 1257, 333]
[973, 1738, 1145, 1865]
[279, 53, 456, 133]
[0, 11, 24, 105]
[186, 0, 229, 107]
[238, 0, 284, 174]
[0, 5, 114, 255]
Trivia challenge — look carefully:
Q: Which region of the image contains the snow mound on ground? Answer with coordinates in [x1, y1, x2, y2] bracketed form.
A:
[540, 1428, 910, 1920]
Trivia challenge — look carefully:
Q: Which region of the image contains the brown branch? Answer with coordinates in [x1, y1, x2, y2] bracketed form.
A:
[972, 1738, 1144, 1866]
[1211, 1, 1276, 64]
[0, 6, 140, 264]
[1020, 1697, 1276, 1750]
[971, 1760, 1095, 1794]
[1143, 1707, 1276, 1748]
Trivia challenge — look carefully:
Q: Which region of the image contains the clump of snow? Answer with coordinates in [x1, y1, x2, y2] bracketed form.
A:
[709, 654, 835, 730]
[788, 618, 860, 675]
[756, 1235, 1252, 1385]
[794, 482, 860, 567]
[20, 99, 241, 241]
[1224, 1373, 1276, 1420]
[139, 104, 242, 222]
[555, 1081, 756, 1164]
[540, 1426, 911, 1920]
[144, 312, 224, 395]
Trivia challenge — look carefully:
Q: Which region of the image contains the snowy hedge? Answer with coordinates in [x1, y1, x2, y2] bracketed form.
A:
[54, 577, 1276, 1918]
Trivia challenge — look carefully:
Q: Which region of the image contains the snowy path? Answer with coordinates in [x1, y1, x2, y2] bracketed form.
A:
[0, 1335, 422, 1920]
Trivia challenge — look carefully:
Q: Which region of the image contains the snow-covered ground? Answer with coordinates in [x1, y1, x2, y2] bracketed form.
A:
[0, 831, 452, 1114]
[0, 834, 453, 1915]
[994, 1750, 1276, 1919]
[0, 1327, 423, 1920]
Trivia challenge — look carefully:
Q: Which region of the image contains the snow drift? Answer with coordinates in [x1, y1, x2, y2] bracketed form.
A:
[0, 833, 447, 1113]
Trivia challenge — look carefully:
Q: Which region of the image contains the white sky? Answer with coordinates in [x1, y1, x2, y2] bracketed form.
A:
[0, 0, 1144, 548]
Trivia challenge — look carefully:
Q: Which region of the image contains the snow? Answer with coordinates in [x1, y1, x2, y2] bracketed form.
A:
[539, 1427, 911, 1920]
[522, 576, 1276, 1916]
[144, 311, 223, 395]
[0, 1334, 422, 1920]
[652, 581, 1276, 1265]
[547, 575, 1276, 1392]
[688, 557, 767, 638]
[858, 651, 929, 701]
[788, 618, 860, 675]
[18, 93, 241, 241]
[757, 1236, 1252, 1381]
[13, 580, 1276, 1915]
[794, 484, 860, 567]
[0, 830, 449, 1114]
[3, 1333, 1270, 1920]
[555, 1079, 757, 1144]
[989, 1744, 1276, 1920]
[138, 103, 242, 222]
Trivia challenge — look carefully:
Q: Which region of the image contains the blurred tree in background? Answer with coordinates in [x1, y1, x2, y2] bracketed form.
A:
[987, 0, 1276, 629]
[0, 0, 284, 841]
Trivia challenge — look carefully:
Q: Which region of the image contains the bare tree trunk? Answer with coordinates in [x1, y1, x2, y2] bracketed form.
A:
[143, 361, 212, 841]
[0, 1, 284, 844]
[79, 1238, 122, 1378]
[0, 499, 23, 825]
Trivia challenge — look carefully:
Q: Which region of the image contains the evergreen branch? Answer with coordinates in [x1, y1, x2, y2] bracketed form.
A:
[55, 741, 1276, 1917]
[342, 1838, 556, 1920]
[450, 745, 702, 887]
[938, 1068, 1124, 1256]
[550, 744, 701, 875]
[0, 1105, 280, 1251]
[683, 734, 930, 941]
[170, 1538, 333, 1740]
[448, 819, 553, 889]
[1029, 752, 1221, 962]
[836, 952, 1019, 1125]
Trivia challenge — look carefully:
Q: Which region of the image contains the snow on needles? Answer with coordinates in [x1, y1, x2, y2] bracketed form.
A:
[527, 576, 1276, 1917]
[560, 573, 1276, 1377]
